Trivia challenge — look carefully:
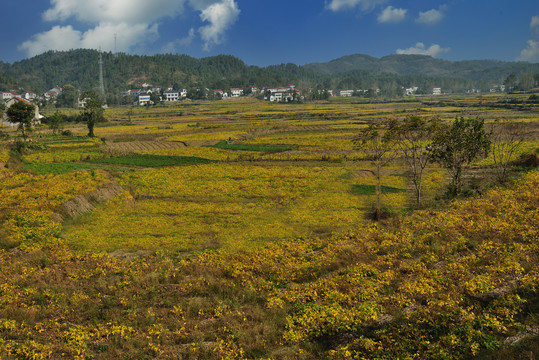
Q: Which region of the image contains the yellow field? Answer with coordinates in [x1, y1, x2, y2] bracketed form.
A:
[62, 163, 412, 252]
[1, 94, 538, 359]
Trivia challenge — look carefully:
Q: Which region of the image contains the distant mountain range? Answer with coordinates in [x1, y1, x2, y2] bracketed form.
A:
[1, 50, 537, 100]
[304, 54, 538, 81]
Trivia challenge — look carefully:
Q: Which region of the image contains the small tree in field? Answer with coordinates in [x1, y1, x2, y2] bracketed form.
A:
[388, 115, 440, 206]
[354, 119, 395, 220]
[47, 110, 65, 135]
[429, 117, 491, 196]
[6, 100, 35, 142]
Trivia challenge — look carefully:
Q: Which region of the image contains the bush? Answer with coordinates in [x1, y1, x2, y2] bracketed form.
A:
[11, 140, 27, 153]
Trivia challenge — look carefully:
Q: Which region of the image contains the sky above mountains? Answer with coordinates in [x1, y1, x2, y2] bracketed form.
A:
[1, 0, 538, 66]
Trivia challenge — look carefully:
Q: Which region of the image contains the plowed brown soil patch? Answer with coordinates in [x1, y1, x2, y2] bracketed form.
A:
[106, 140, 187, 153]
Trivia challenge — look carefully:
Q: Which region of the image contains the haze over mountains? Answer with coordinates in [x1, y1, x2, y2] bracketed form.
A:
[0, 50, 538, 97]
[304, 54, 536, 81]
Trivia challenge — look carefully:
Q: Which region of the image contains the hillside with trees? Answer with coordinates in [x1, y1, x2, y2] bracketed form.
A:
[304, 54, 539, 81]
[0, 50, 538, 102]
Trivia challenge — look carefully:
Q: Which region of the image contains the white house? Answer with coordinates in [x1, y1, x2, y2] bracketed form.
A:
[2, 98, 43, 126]
[267, 89, 300, 102]
[230, 88, 243, 97]
[490, 85, 506, 93]
[337, 89, 354, 97]
[163, 91, 180, 102]
[21, 91, 37, 100]
[138, 94, 152, 106]
[48, 86, 62, 96]
[212, 89, 228, 98]
[249, 85, 258, 94]
[405, 87, 419, 96]
[1, 91, 14, 101]
[269, 92, 283, 102]
[432, 87, 442, 95]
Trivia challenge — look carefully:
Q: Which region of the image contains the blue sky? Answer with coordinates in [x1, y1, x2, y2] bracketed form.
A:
[1, 0, 538, 66]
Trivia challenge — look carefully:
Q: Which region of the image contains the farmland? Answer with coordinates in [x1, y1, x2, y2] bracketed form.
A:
[1, 94, 538, 359]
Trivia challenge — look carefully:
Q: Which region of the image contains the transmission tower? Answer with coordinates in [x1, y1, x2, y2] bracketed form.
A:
[98, 49, 106, 105]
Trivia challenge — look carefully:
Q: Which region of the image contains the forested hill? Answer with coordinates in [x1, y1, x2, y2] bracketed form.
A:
[0, 49, 537, 96]
[0, 49, 324, 95]
[304, 54, 539, 81]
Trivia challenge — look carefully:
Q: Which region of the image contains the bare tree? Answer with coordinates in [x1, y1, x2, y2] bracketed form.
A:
[388, 115, 440, 206]
[489, 118, 527, 183]
[354, 119, 395, 220]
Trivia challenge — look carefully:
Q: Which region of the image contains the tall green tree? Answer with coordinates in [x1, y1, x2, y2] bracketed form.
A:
[429, 117, 491, 195]
[519, 72, 536, 91]
[504, 74, 517, 92]
[47, 110, 65, 135]
[6, 100, 35, 142]
[80, 94, 105, 137]
[56, 84, 78, 108]
[0, 101, 5, 121]
[149, 91, 161, 105]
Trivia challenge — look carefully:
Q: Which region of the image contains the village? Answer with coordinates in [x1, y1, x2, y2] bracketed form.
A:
[1, 78, 512, 128]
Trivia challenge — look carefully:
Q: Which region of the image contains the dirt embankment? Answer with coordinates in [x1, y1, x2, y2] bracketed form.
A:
[52, 177, 123, 222]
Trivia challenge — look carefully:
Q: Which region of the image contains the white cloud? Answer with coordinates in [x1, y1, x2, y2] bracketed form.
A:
[43, 0, 185, 24]
[162, 28, 196, 53]
[326, 0, 387, 12]
[18, 23, 159, 57]
[516, 15, 539, 62]
[18, 25, 82, 56]
[416, 6, 446, 25]
[396, 42, 450, 57]
[517, 40, 539, 62]
[199, 0, 240, 51]
[189, 0, 223, 11]
[378, 6, 407, 23]
[531, 15, 539, 36]
[81, 23, 159, 52]
[19, 0, 242, 57]
[179, 28, 196, 47]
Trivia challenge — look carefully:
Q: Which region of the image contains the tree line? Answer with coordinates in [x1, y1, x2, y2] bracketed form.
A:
[354, 115, 529, 220]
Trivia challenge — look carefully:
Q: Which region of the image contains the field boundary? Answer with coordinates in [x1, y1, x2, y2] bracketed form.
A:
[52, 176, 123, 222]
